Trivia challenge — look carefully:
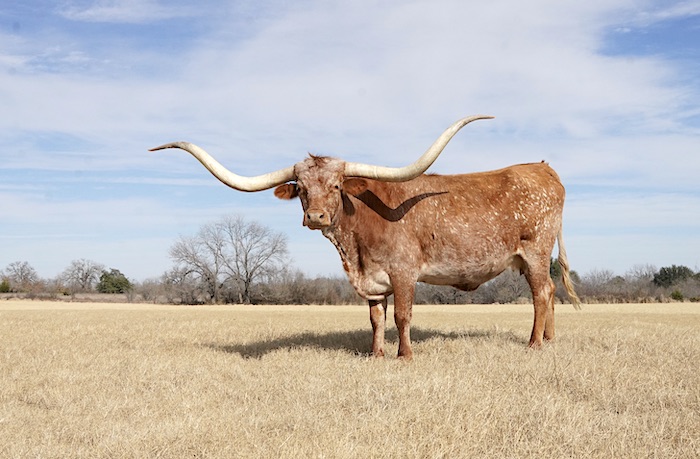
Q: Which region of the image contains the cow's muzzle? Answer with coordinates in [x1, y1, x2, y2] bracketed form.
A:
[305, 209, 331, 229]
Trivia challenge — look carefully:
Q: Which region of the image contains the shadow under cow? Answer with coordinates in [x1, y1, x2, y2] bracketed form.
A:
[205, 327, 526, 359]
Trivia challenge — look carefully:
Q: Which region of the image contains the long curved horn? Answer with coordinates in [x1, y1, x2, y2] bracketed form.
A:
[150, 141, 296, 192]
[343, 115, 494, 181]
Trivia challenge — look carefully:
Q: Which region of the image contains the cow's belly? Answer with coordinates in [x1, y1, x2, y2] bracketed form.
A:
[418, 253, 521, 289]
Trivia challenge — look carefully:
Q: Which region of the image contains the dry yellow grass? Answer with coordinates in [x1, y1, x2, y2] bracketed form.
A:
[1, 300, 699, 458]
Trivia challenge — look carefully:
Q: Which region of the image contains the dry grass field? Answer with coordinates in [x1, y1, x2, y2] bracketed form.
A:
[1, 300, 699, 458]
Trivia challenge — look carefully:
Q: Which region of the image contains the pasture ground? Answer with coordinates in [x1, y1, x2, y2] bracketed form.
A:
[1, 300, 699, 458]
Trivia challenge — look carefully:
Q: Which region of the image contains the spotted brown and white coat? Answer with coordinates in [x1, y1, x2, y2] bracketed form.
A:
[152, 116, 580, 359]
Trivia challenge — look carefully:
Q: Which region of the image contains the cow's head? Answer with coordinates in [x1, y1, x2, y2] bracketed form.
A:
[273, 156, 372, 229]
[150, 115, 493, 230]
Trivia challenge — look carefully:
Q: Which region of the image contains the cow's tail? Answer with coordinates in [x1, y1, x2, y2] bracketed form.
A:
[557, 229, 582, 310]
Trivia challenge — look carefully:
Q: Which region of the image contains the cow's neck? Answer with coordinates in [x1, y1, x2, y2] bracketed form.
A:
[322, 221, 388, 300]
[322, 225, 360, 282]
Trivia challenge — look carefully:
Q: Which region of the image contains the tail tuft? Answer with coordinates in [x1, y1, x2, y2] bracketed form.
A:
[557, 230, 582, 310]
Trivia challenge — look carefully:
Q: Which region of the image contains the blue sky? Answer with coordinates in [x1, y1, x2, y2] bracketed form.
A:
[1, 0, 699, 282]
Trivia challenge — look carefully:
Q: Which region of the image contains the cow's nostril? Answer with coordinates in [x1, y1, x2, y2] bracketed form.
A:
[306, 210, 330, 228]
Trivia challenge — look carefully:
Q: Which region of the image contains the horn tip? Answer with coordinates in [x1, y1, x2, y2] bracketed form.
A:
[458, 115, 495, 126]
[149, 141, 189, 152]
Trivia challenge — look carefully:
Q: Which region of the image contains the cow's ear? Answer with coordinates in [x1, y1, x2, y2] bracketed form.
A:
[274, 183, 298, 200]
[343, 178, 368, 196]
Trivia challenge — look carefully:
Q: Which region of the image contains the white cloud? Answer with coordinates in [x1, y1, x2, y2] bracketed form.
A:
[171, 0, 688, 144]
[4, 1, 694, 167]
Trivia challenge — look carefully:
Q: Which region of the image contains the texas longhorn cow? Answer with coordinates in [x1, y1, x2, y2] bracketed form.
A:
[151, 115, 580, 359]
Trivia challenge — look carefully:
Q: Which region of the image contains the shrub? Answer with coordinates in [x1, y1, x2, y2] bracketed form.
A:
[96, 269, 133, 294]
[654, 265, 694, 288]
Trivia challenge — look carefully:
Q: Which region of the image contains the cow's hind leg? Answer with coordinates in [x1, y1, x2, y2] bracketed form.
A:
[524, 261, 556, 348]
[368, 298, 388, 357]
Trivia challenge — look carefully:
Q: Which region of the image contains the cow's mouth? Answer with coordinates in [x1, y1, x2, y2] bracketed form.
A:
[305, 221, 331, 230]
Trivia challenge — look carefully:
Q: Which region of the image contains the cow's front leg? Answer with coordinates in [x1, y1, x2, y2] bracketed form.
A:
[368, 298, 388, 357]
[392, 280, 415, 360]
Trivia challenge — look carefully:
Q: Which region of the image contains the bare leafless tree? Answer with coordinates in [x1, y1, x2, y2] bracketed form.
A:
[61, 259, 105, 293]
[218, 215, 288, 303]
[624, 264, 658, 301]
[415, 283, 469, 304]
[472, 270, 531, 304]
[168, 215, 289, 304]
[137, 278, 165, 304]
[169, 230, 225, 303]
[578, 268, 615, 300]
[161, 267, 204, 304]
[4, 261, 39, 293]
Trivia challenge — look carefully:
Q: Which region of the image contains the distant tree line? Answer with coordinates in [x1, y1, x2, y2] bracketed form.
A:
[0, 260, 134, 297]
[2, 215, 699, 305]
